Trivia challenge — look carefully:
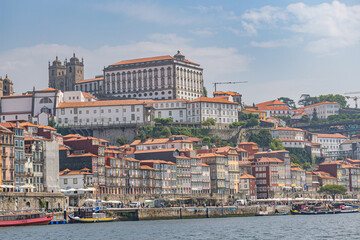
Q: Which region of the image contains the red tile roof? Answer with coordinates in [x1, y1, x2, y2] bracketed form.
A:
[316, 133, 348, 139]
[304, 101, 339, 108]
[57, 99, 146, 108]
[239, 174, 256, 179]
[77, 77, 104, 84]
[272, 127, 305, 132]
[111, 55, 199, 66]
[38, 88, 57, 92]
[190, 97, 238, 104]
[134, 148, 178, 154]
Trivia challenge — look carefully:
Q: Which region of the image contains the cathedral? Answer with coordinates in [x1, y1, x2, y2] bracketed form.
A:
[48, 53, 84, 92]
[0, 74, 14, 98]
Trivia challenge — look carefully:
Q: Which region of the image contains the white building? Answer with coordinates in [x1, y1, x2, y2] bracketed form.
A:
[56, 99, 152, 127]
[146, 99, 188, 122]
[304, 102, 340, 119]
[316, 133, 348, 158]
[271, 127, 306, 141]
[103, 51, 203, 100]
[59, 168, 94, 190]
[131, 135, 194, 151]
[0, 88, 62, 124]
[74, 76, 104, 96]
[62, 91, 97, 103]
[187, 97, 239, 125]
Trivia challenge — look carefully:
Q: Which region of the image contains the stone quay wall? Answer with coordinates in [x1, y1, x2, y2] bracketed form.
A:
[136, 205, 273, 220]
[0, 192, 68, 212]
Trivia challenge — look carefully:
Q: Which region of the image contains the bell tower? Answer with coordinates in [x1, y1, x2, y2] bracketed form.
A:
[48, 56, 66, 91]
[66, 53, 84, 91]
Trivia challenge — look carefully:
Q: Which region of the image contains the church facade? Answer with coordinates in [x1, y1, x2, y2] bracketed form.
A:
[103, 51, 204, 100]
[0, 74, 14, 98]
[48, 54, 84, 92]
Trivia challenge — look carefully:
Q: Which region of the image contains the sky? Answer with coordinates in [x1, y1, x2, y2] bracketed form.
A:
[1, 0, 360, 107]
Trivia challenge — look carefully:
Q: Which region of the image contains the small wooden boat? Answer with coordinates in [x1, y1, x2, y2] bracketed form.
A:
[68, 208, 116, 223]
[0, 210, 53, 227]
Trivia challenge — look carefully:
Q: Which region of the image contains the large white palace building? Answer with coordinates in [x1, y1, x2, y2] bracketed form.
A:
[103, 51, 204, 101]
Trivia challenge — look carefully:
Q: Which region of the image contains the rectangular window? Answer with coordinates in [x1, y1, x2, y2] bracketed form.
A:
[64, 179, 68, 184]
[131, 114, 135, 121]
[73, 178, 78, 184]
[131, 106, 135, 112]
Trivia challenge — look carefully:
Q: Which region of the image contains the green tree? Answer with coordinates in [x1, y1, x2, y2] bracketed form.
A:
[160, 126, 172, 138]
[269, 138, 284, 150]
[202, 118, 216, 127]
[318, 184, 347, 201]
[248, 129, 272, 148]
[298, 94, 319, 106]
[301, 115, 310, 121]
[312, 109, 319, 121]
[154, 118, 173, 125]
[278, 97, 296, 109]
[202, 136, 211, 145]
[318, 94, 347, 108]
[48, 118, 56, 128]
[203, 87, 208, 97]
[116, 136, 128, 146]
[303, 162, 311, 170]
[245, 118, 258, 128]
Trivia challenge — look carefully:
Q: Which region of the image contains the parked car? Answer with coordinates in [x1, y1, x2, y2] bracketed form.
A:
[129, 202, 141, 208]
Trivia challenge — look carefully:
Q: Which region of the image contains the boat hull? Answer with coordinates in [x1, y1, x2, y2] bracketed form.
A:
[68, 214, 116, 223]
[0, 215, 53, 227]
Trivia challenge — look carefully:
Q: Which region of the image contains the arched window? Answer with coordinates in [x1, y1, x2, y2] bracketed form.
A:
[41, 106, 51, 114]
[39, 97, 53, 104]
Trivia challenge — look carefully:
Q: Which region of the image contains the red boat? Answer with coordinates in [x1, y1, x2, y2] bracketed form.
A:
[0, 210, 53, 227]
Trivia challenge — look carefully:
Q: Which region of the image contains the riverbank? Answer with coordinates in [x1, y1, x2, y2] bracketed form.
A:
[108, 205, 285, 221]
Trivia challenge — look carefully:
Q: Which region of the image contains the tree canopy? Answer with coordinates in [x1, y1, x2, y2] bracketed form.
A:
[116, 136, 128, 146]
[278, 97, 296, 109]
[298, 94, 347, 108]
[248, 129, 273, 148]
[154, 118, 173, 125]
[318, 184, 347, 201]
[202, 118, 216, 127]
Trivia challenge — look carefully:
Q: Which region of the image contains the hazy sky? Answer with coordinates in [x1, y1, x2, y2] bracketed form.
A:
[1, 0, 360, 106]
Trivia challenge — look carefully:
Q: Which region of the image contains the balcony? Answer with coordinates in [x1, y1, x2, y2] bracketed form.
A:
[26, 172, 33, 177]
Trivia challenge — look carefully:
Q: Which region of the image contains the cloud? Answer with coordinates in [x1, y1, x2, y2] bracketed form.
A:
[242, 1, 360, 53]
[190, 28, 215, 37]
[0, 34, 251, 95]
[251, 37, 303, 48]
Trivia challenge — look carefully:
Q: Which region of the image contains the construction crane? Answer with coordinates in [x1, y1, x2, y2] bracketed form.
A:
[213, 81, 248, 92]
[344, 92, 360, 108]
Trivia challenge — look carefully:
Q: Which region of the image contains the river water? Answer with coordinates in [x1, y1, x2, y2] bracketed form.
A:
[1, 213, 359, 240]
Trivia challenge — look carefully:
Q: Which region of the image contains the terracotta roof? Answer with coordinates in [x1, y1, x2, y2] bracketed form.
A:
[134, 148, 178, 154]
[110, 55, 199, 66]
[38, 88, 57, 92]
[38, 125, 56, 131]
[213, 91, 241, 96]
[196, 153, 224, 158]
[82, 92, 96, 99]
[140, 165, 154, 170]
[316, 133, 348, 139]
[255, 157, 284, 163]
[76, 77, 104, 84]
[304, 101, 339, 108]
[190, 97, 238, 104]
[20, 122, 38, 128]
[59, 169, 92, 175]
[0, 111, 31, 116]
[313, 171, 336, 179]
[272, 127, 305, 132]
[1, 94, 32, 98]
[0, 122, 23, 129]
[57, 99, 146, 108]
[68, 153, 97, 158]
[239, 174, 256, 179]
[201, 163, 209, 167]
[239, 142, 258, 145]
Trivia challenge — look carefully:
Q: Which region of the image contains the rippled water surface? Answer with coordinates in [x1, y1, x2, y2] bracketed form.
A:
[1, 213, 359, 240]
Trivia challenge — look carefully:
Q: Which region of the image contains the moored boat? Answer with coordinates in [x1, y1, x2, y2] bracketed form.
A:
[68, 207, 116, 223]
[0, 209, 53, 227]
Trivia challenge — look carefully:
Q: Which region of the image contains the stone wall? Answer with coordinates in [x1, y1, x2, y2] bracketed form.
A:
[0, 192, 68, 212]
[93, 126, 138, 145]
[137, 206, 265, 220]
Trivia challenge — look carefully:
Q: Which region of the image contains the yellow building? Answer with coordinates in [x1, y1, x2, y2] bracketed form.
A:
[242, 108, 266, 121]
[216, 147, 239, 194]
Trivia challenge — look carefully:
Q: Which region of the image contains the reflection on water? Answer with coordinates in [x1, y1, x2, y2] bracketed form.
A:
[0, 214, 359, 240]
